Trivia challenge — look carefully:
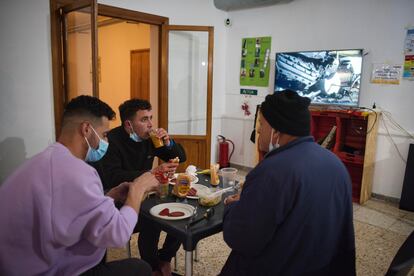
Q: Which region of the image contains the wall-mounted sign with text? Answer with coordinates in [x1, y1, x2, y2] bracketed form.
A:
[240, 36, 271, 87]
[371, 64, 402, 85]
[240, 88, 258, 96]
[403, 28, 414, 80]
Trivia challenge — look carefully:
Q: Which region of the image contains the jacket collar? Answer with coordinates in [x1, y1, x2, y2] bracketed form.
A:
[264, 136, 314, 159]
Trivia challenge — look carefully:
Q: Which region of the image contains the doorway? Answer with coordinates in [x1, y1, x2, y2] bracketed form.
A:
[97, 18, 155, 129]
[50, 0, 168, 133]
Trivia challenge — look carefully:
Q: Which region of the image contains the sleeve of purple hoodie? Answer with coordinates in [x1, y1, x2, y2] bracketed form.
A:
[50, 150, 138, 249]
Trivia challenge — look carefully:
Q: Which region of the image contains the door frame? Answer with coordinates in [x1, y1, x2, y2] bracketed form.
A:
[162, 25, 214, 168]
[50, 2, 214, 168]
[50, 0, 168, 136]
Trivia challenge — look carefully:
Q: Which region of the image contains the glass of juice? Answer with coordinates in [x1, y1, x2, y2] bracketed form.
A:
[149, 129, 164, 148]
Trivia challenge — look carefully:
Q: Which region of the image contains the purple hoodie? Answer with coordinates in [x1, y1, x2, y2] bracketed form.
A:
[0, 143, 137, 275]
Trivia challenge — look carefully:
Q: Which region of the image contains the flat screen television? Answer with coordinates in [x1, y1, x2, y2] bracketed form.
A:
[274, 49, 363, 107]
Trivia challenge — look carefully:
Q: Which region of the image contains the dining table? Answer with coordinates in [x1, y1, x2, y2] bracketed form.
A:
[140, 174, 229, 276]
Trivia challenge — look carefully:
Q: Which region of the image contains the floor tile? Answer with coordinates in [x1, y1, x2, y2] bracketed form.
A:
[388, 219, 414, 236]
[354, 220, 388, 243]
[356, 260, 386, 276]
[354, 206, 398, 229]
[363, 198, 408, 218]
[403, 211, 414, 223]
[357, 229, 404, 274]
[353, 202, 361, 212]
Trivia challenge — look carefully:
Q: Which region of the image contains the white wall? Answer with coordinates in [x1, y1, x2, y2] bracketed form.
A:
[0, 0, 55, 183]
[221, 0, 414, 198]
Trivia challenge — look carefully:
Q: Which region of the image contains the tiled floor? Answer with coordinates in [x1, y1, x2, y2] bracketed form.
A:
[107, 171, 414, 275]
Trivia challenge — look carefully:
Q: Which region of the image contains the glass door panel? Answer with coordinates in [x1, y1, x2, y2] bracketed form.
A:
[65, 8, 93, 100]
[167, 31, 208, 136]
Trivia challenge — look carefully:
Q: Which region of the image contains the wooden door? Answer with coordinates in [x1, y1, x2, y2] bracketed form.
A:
[160, 26, 214, 171]
[50, 2, 169, 137]
[131, 49, 150, 100]
[50, 0, 99, 134]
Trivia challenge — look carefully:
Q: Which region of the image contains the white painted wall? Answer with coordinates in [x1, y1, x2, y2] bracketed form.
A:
[0, 0, 55, 183]
[221, 0, 414, 198]
[1, 0, 413, 199]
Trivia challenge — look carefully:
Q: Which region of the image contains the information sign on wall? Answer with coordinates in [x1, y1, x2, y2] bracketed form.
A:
[240, 36, 271, 87]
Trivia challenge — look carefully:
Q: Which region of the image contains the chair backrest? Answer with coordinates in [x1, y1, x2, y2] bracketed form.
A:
[385, 230, 414, 276]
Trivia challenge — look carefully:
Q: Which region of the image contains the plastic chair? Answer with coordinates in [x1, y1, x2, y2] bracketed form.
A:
[385, 230, 414, 276]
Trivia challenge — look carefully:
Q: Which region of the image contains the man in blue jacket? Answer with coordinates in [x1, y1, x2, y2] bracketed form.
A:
[220, 90, 356, 275]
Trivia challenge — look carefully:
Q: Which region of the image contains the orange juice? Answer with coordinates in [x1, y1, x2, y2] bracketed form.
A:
[149, 130, 164, 148]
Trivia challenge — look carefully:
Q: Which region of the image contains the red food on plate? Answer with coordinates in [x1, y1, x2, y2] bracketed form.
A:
[187, 188, 197, 197]
[159, 208, 170, 216]
[169, 211, 185, 217]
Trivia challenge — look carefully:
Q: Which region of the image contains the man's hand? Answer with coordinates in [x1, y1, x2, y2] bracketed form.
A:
[152, 162, 179, 176]
[125, 172, 159, 213]
[106, 182, 130, 204]
[155, 128, 171, 146]
[224, 194, 240, 205]
[132, 172, 160, 193]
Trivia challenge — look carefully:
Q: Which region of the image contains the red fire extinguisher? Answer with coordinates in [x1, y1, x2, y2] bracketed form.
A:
[217, 135, 235, 169]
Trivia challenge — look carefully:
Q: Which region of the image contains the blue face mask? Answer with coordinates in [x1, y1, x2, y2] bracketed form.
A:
[127, 120, 143, 142]
[84, 126, 109, 162]
[268, 129, 280, 152]
[130, 132, 143, 142]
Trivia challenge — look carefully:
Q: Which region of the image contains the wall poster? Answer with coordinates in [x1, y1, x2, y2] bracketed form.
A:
[240, 36, 271, 87]
[403, 28, 414, 80]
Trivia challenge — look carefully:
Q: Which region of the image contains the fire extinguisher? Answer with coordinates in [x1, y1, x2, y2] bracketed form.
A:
[217, 135, 235, 169]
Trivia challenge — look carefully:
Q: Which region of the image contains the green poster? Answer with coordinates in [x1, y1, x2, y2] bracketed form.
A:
[240, 36, 271, 87]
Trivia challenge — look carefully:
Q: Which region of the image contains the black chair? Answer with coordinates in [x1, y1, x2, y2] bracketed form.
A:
[385, 230, 414, 276]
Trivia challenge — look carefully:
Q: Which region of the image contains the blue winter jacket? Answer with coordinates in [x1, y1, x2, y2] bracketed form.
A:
[220, 136, 356, 276]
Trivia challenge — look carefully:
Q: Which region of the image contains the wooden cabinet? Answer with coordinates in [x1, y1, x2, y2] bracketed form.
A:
[310, 110, 379, 204]
[254, 108, 379, 204]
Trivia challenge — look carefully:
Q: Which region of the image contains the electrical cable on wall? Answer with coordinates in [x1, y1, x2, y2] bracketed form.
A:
[376, 106, 414, 164]
[359, 107, 378, 135]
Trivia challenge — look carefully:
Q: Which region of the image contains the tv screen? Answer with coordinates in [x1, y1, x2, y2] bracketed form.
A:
[274, 49, 363, 107]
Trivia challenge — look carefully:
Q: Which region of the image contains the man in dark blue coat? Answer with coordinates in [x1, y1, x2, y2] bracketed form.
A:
[220, 90, 356, 276]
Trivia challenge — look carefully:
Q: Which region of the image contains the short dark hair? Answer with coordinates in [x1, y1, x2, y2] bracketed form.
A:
[62, 95, 116, 126]
[119, 99, 152, 124]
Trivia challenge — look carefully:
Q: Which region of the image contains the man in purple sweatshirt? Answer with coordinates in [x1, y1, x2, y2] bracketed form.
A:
[0, 95, 162, 275]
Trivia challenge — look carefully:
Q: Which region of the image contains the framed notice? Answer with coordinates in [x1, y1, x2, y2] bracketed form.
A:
[240, 36, 271, 87]
[371, 64, 402, 85]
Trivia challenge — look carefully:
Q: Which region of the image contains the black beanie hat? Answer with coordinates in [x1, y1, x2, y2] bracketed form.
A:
[261, 90, 311, 136]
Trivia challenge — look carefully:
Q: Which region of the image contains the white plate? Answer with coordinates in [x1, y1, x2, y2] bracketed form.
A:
[186, 184, 208, 199]
[149, 203, 195, 220]
[169, 173, 199, 185]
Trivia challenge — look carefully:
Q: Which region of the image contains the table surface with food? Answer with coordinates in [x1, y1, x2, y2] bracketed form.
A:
[140, 173, 230, 252]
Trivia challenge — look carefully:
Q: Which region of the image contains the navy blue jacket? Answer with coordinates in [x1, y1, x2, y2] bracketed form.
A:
[91, 126, 186, 191]
[220, 136, 355, 276]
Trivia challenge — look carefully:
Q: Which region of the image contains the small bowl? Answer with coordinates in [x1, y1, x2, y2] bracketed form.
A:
[198, 188, 222, 207]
